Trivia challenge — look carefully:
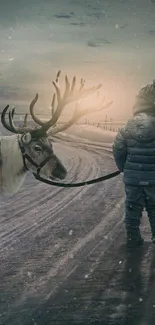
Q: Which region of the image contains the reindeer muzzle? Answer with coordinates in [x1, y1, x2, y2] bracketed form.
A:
[51, 160, 67, 180]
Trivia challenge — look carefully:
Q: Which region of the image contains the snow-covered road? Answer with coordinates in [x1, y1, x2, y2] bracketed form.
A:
[0, 129, 154, 325]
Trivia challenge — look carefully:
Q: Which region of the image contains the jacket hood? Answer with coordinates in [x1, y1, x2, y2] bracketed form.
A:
[126, 113, 155, 142]
[133, 98, 155, 116]
[133, 80, 155, 115]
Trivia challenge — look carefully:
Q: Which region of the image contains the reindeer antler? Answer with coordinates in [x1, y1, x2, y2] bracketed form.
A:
[1, 106, 31, 133]
[1, 71, 111, 136]
[1, 92, 58, 135]
[23, 113, 28, 127]
[28, 71, 102, 129]
[48, 99, 113, 135]
[47, 79, 113, 135]
[50, 71, 102, 127]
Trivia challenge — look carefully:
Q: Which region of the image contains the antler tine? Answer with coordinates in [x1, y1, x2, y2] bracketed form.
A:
[48, 100, 113, 136]
[29, 88, 60, 129]
[70, 76, 76, 94]
[8, 111, 19, 134]
[1, 105, 13, 132]
[51, 93, 56, 116]
[29, 93, 45, 126]
[63, 75, 70, 98]
[11, 107, 15, 118]
[36, 70, 63, 131]
[79, 78, 85, 91]
[51, 93, 57, 127]
[55, 70, 61, 83]
[23, 113, 28, 127]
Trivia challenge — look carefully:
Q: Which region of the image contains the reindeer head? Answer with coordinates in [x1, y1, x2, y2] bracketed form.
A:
[1, 71, 113, 182]
[1, 95, 67, 181]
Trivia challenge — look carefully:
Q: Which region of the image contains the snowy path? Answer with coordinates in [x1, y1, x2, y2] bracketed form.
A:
[0, 138, 154, 325]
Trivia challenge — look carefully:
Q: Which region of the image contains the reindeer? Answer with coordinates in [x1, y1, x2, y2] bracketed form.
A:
[0, 71, 112, 195]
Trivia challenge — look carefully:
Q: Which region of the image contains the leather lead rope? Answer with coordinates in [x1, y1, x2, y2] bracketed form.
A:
[18, 137, 121, 188]
[33, 170, 121, 188]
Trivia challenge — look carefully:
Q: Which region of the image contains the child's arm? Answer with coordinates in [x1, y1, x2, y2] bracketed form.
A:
[112, 129, 127, 172]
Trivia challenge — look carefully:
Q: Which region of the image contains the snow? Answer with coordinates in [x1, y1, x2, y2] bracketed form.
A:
[27, 272, 32, 277]
[59, 124, 117, 145]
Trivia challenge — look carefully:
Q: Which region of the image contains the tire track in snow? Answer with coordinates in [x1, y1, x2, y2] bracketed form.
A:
[0, 140, 123, 325]
[0, 142, 103, 250]
[4, 198, 124, 320]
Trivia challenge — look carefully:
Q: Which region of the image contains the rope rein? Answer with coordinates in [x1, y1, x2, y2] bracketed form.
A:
[33, 170, 121, 187]
[18, 137, 121, 188]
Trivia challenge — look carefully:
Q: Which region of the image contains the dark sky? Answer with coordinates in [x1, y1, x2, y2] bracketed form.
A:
[0, 0, 155, 120]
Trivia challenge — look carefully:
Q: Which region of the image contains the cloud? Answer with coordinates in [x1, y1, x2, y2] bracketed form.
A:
[70, 22, 85, 26]
[54, 12, 75, 19]
[1, 0, 155, 119]
[87, 12, 106, 19]
[148, 29, 155, 35]
[87, 37, 112, 47]
[87, 41, 100, 48]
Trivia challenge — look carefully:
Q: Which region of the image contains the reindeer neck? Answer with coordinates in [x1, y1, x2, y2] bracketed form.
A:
[0, 135, 27, 194]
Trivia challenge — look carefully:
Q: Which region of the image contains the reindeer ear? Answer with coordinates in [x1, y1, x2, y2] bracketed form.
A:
[21, 132, 32, 144]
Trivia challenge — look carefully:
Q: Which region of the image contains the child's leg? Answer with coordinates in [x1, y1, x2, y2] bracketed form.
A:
[124, 185, 144, 243]
[144, 187, 155, 240]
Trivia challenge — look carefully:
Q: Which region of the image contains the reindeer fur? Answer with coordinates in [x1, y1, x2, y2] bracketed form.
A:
[0, 135, 26, 195]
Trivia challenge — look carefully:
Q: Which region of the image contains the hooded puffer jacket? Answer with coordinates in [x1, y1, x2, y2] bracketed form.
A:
[112, 112, 155, 186]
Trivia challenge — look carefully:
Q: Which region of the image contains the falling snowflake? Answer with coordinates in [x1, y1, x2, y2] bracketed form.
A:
[27, 272, 32, 277]
[116, 203, 120, 208]
[69, 230, 73, 236]
[139, 298, 143, 302]
[54, 243, 60, 249]
[84, 274, 89, 279]
[119, 260, 123, 264]
[115, 24, 119, 29]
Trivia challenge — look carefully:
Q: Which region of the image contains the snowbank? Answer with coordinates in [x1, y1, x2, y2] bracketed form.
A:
[56, 125, 117, 145]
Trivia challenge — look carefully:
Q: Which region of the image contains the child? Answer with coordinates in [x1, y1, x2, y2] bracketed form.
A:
[112, 80, 155, 248]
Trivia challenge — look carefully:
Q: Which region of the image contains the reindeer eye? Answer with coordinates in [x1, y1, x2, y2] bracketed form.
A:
[34, 145, 42, 152]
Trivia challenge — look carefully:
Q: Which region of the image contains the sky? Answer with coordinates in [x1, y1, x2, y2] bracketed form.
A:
[0, 0, 155, 121]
